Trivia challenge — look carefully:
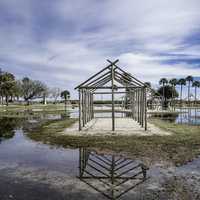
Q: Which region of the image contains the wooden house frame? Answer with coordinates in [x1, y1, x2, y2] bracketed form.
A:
[75, 60, 148, 131]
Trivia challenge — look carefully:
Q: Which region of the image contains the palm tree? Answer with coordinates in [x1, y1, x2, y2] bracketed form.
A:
[177, 78, 186, 105]
[159, 78, 168, 108]
[61, 90, 70, 110]
[169, 78, 177, 109]
[192, 81, 200, 104]
[185, 76, 193, 105]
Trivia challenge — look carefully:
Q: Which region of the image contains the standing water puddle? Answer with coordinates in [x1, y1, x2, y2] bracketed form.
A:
[150, 108, 200, 125]
[0, 116, 200, 199]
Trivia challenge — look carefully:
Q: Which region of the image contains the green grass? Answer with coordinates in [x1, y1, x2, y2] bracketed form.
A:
[27, 117, 200, 166]
[0, 103, 67, 111]
[0, 103, 73, 118]
[27, 118, 77, 142]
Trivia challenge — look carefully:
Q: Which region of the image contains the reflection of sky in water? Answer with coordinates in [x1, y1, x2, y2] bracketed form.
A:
[0, 124, 149, 199]
[152, 108, 200, 126]
[1, 116, 200, 199]
[0, 129, 78, 175]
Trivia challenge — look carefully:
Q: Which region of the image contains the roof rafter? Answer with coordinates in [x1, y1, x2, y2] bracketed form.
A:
[84, 71, 111, 88]
[74, 60, 119, 90]
[107, 59, 145, 87]
[75, 59, 146, 91]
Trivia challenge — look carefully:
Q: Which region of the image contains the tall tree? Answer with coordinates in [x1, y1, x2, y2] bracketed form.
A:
[159, 78, 168, 108]
[42, 85, 49, 105]
[13, 80, 23, 101]
[0, 68, 3, 104]
[50, 87, 61, 104]
[186, 76, 193, 104]
[61, 90, 70, 109]
[192, 81, 200, 104]
[157, 85, 178, 103]
[177, 78, 186, 105]
[21, 77, 47, 105]
[169, 78, 177, 109]
[0, 72, 16, 106]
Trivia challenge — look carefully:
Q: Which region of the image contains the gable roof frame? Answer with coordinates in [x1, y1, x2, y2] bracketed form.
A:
[75, 60, 147, 92]
[74, 60, 119, 90]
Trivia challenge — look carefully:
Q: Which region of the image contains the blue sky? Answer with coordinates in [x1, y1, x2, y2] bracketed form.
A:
[0, 0, 200, 98]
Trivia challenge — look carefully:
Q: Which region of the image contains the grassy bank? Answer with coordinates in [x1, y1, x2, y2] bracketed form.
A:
[0, 103, 68, 112]
[0, 103, 73, 118]
[27, 117, 200, 166]
[27, 118, 77, 141]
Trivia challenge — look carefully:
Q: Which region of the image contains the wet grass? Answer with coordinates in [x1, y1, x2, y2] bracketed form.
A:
[0, 103, 74, 118]
[27, 117, 200, 166]
[160, 176, 199, 200]
[26, 118, 77, 141]
[0, 103, 68, 110]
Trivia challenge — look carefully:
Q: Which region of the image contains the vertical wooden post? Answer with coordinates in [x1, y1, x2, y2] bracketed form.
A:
[84, 90, 86, 126]
[85, 91, 87, 124]
[78, 90, 82, 131]
[79, 148, 81, 177]
[139, 89, 141, 125]
[131, 92, 133, 119]
[133, 90, 136, 120]
[89, 92, 91, 120]
[86, 91, 88, 123]
[144, 87, 147, 131]
[91, 93, 93, 119]
[111, 155, 115, 198]
[81, 90, 85, 127]
[88, 92, 90, 121]
[91, 93, 94, 119]
[90, 93, 92, 120]
[137, 89, 139, 123]
[134, 90, 136, 120]
[135, 89, 138, 121]
[111, 64, 115, 131]
[141, 88, 144, 127]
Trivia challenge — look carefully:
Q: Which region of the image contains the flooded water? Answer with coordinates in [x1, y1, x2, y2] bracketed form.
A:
[0, 115, 200, 199]
[150, 108, 200, 126]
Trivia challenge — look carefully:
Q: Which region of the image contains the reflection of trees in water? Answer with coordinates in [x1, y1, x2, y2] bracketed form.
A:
[151, 113, 178, 123]
[178, 108, 200, 125]
[150, 108, 200, 125]
[0, 117, 23, 141]
[78, 148, 149, 200]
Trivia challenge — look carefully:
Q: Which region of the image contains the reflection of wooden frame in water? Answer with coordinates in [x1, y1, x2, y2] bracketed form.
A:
[78, 148, 149, 200]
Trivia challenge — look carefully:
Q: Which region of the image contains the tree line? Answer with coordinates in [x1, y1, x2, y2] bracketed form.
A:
[0, 68, 70, 106]
[159, 76, 200, 104]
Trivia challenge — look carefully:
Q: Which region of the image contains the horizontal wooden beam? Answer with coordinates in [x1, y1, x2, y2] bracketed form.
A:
[93, 91, 127, 94]
[79, 86, 144, 89]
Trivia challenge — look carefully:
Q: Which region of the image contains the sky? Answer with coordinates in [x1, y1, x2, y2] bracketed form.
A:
[0, 0, 200, 99]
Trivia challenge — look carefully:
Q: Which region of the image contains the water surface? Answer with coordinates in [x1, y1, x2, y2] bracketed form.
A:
[150, 108, 200, 126]
[0, 115, 200, 199]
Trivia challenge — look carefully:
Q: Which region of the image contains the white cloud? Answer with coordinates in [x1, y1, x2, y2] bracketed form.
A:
[0, 0, 200, 98]
[119, 52, 200, 83]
